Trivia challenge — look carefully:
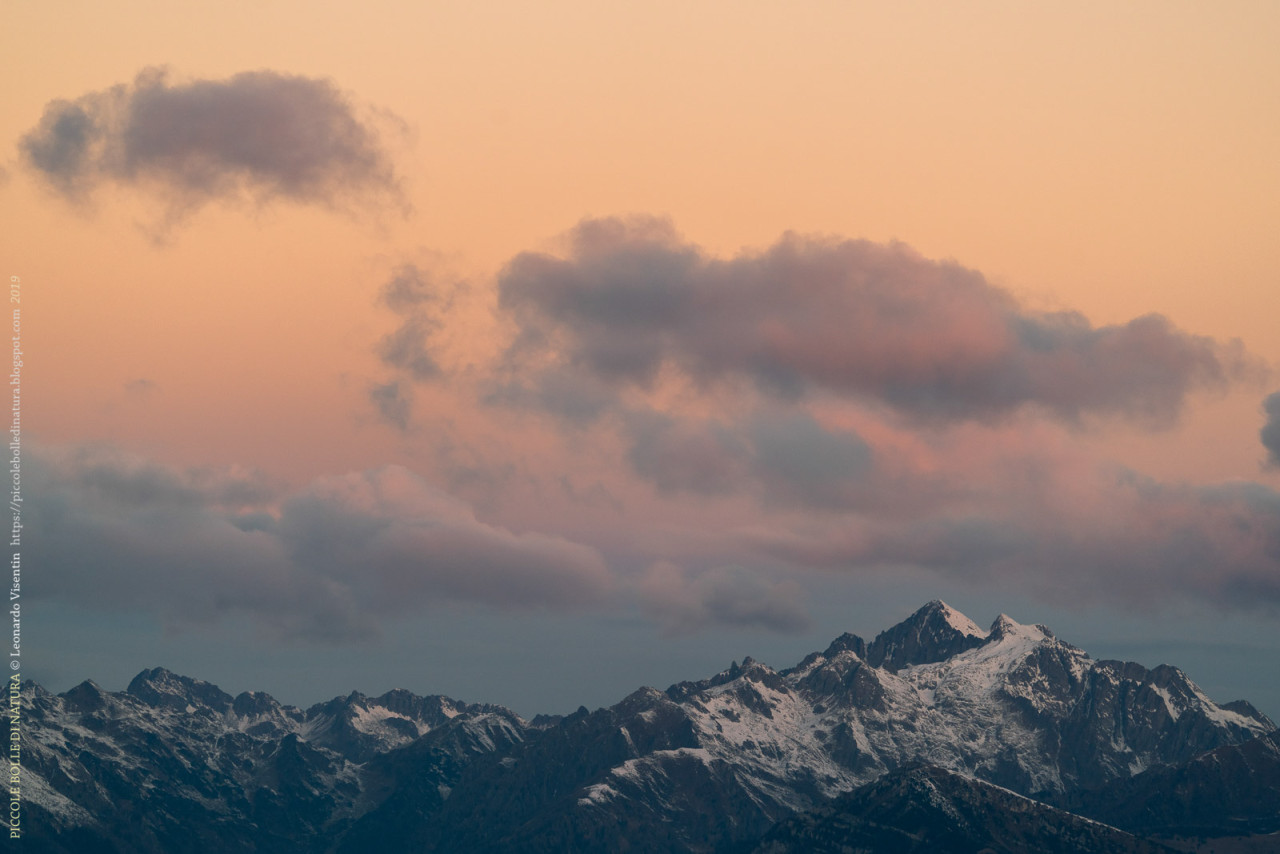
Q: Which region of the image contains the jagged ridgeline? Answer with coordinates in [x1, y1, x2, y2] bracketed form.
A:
[20, 602, 1280, 853]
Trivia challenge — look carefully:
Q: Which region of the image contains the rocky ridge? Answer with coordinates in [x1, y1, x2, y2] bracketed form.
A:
[19, 601, 1276, 853]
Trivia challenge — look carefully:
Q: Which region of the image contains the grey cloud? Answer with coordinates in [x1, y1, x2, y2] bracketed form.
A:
[623, 409, 876, 510]
[748, 413, 874, 508]
[378, 318, 441, 380]
[499, 217, 699, 388]
[275, 467, 613, 615]
[625, 412, 749, 496]
[20, 68, 402, 217]
[752, 475, 1280, 613]
[28, 448, 614, 641]
[369, 380, 412, 431]
[484, 371, 620, 427]
[382, 264, 439, 314]
[635, 562, 810, 636]
[498, 217, 1259, 425]
[1263, 392, 1280, 467]
[371, 265, 460, 427]
[59, 445, 275, 510]
[21, 101, 100, 194]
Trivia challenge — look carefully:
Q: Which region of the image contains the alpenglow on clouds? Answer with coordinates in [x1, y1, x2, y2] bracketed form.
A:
[495, 217, 1257, 425]
[358, 217, 1280, 619]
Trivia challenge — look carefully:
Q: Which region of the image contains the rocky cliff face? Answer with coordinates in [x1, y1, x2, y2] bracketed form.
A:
[1063, 729, 1280, 839]
[19, 601, 1276, 853]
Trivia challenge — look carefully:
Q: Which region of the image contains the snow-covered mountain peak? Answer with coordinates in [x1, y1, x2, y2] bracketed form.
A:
[23, 602, 1280, 854]
[127, 666, 234, 713]
[932, 600, 988, 638]
[987, 612, 1046, 641]
[866, 601, 991, 672]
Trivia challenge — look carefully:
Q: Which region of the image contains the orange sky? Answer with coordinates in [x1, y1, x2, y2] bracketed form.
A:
[4, 1, 1280, 712]
[6, 1, 1279, 485]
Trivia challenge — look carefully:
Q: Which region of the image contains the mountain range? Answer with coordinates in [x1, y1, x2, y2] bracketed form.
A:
[20, 601, 1280, 853]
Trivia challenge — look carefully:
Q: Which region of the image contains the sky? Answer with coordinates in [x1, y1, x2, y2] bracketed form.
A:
[3, 1, 1280, 720]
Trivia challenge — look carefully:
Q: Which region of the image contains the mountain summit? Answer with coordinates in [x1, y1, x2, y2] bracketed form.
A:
[865, 599, 990, 671]
[20, 603, 1276, 853]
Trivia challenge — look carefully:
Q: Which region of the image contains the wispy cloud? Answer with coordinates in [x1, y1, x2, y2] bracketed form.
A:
[368, 380, 414, 432]
[1263, 392, 1280, 467]
[369, 264, 467, 429]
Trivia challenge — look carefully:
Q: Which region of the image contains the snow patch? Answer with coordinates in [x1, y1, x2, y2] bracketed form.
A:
[937, 602, 988, 638]
[578, 782, 619, 806]
[20, 769, 100, 827]
[1188, 682, 1269, 732]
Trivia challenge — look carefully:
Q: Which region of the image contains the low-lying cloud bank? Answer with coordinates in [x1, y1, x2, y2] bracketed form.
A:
[28, 448, 613, 641]
[32, 434, 1280, 645]
[20, 68, 402, 219]
[749, 472, 1280, 613]
[29, 446, 821, 640]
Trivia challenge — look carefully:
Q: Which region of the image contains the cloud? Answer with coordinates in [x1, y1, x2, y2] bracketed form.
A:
[124, 378, 158, 395]
[375, 265, 444, 381]
[750, 472, 1280, 614]
[378, 318, 442, 381]
[635, 561, 810, 635]
[622, 410, 876, 510]
[1263, 392, 1280, 467]
[624, 412, 749, 496]
[276, 467, 614, 614]
[20, 67, 402, 219]
[370, 264, 475, 427]
[497, 216, 1259, 426]
[27, 444, 818, 639]
[27, 447, 614, 641]
[360, 219, 1276, 626]
[381, 263, 439, 313]
[369, 380, 413, 431]
[747, 412, 875, 508]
